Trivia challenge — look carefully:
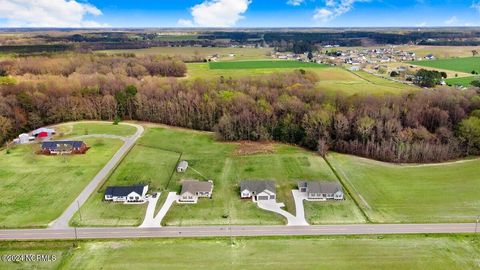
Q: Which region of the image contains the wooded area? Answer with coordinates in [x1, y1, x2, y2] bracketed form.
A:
[1, 54, 479, 163]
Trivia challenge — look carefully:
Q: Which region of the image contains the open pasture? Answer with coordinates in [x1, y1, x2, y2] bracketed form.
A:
[327, 153, 480, 223]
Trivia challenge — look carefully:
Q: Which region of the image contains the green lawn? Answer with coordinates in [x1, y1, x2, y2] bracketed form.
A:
[446, 76, 479, 87]
[0, 137, 123, 228]
[55, 122, 137, 138]
[326, 153, 480, 223]
[209, 60, 327, 70]
[410, 56, 480, 74]
[74, 125, 364, 227]
[2, 235, 478, 270]
[187, 64, 415, 96]
[98, 46, 273, 61]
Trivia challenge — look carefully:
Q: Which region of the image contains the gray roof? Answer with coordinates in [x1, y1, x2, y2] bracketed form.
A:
[177, 160, 188, 169]
[41, 141, 85, 151]
[105, 185, 146, 197]
[32, 128, 55, 135]
[298, 181, 343, 194]
[240, 181, 276, 194]
[181, 180, 213, 195]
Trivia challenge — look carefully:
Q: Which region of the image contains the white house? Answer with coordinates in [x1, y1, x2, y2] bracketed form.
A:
[240, 181, 276, 201]
[298, 181, 344, 201]
[104, 185, 149, 203]
[178, 180, 213, 204]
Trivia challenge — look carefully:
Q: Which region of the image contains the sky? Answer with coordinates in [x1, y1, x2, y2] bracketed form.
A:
[0, 0, 480, 28]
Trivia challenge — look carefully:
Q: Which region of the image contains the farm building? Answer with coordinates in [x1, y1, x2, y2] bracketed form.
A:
[298, 181, 344, 201]
[177, 160, 189, 173]
[32, 127, 55, 138]
[40, 141, 88, 155]
[240, 181, 276, 201]
[178, 180, 214, 204]
[14, 133, 34, 144]
[104, 185, 149, 203]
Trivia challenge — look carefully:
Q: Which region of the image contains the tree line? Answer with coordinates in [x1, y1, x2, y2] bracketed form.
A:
[1, 61, 479, 163]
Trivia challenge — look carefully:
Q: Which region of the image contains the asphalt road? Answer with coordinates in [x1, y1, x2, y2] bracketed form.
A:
[49, 123, 144, 229]
[0, 223, 477, 240]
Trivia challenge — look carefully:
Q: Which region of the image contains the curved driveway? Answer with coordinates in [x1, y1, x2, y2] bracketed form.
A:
[49, 122, 144, 229]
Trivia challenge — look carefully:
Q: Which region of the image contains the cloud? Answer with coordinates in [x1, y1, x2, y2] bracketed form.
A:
[416, 22, 427, 27]
[472, 1, 480, 13]
[287, 0, 305, 6]
[313, 0, 370, 22]
[444, 16, 458, 26]
[178, 0, 251, 27]
[0, 0, 105, 27]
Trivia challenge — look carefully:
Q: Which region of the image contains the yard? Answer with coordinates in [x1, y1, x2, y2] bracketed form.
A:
[1, 235, 478, 270]
[73, 125, 364, 227]
[326, 153, 480, 223]
[409, 56, 480, 74]
[445, 76, 479, 87]
[54, 122, 137, 138]
[0, 122, 134, 228]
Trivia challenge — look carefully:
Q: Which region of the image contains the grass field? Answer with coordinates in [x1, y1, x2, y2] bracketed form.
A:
[326, 153, 480, 223]
[209, 60, 326, 70]
[446, 76, 479, 87]
[54, 122, 137, 138]
[187, 63, 416, 95]
[397, 45, 480, 59]
[1, 235, 478, 270]
[410, 56, 480, 74]
[0, 138, 123, 228]
[74, 125, 364, 227]
[0, 122, 135, 228]
[98, 47, 273, 61]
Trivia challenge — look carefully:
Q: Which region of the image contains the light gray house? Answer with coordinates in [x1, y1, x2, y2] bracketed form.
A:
[240, 181, 276, 201]
[104, 185, 149, 204]
[298, 181, 344, 201]
[178, 180, 213, 203]
[177, 160, 189, 173]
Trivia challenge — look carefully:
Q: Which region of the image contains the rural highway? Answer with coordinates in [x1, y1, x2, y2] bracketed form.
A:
[49, 123, 144, 229]
[0, 223, 477, 240]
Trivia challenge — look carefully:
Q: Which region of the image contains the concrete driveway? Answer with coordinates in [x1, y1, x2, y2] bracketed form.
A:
[291, 190, 308, 224]
[140, 192, 178, 228]
[49, 122, 144, 229]
[257, 198, 308, 226]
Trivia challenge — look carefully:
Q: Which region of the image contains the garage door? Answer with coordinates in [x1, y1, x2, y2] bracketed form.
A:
[257, 195, 269, 200]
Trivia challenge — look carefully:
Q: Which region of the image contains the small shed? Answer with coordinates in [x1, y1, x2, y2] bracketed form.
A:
[177, 160, 189, 173]
[18, 133, 30, 144]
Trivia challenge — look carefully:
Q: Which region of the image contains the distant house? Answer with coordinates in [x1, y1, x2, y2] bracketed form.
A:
[32, 128, 55, 138]
[425, 54, 436, 60]
[104, 185, 149, 203]
[178, 180, 214, 203]
[240, 181, 276, 201]
[298, 181, 344, 201]
[177, 160, 189, 173]
[40, 141, 88, 155]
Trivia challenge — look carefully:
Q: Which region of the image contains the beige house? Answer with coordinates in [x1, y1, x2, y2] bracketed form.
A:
[178, 180, 213, 204]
